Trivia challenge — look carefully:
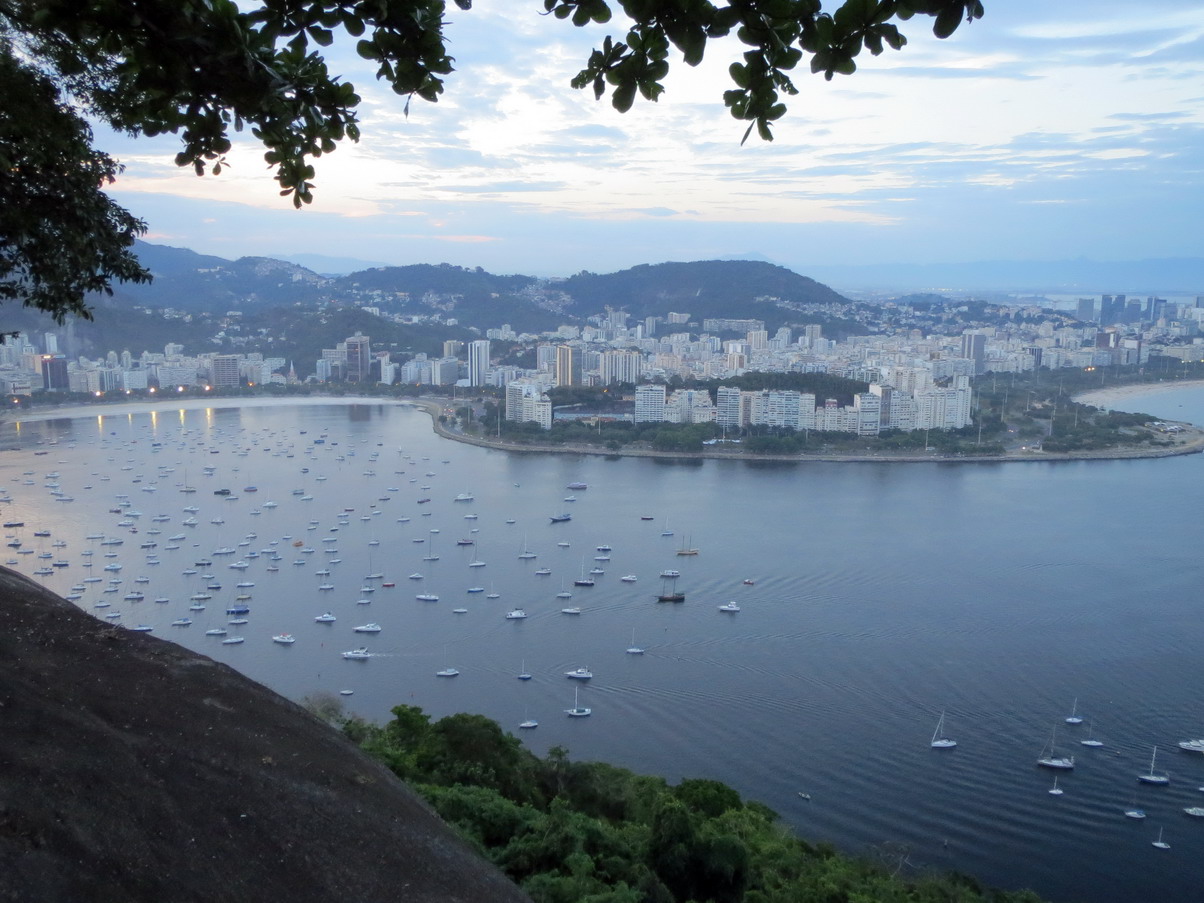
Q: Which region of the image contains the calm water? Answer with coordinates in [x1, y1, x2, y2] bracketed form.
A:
[4, 394, 1204, 903]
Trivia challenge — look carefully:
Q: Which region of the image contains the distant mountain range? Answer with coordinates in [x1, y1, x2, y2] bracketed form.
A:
[98, 243, 862, 335]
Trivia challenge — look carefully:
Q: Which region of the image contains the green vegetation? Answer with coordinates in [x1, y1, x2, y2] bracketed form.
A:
[318, 700, 1043, 903]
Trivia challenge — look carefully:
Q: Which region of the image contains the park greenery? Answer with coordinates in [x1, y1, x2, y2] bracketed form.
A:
[1, 0, 983, 322]
[307, 697, 1044, 903]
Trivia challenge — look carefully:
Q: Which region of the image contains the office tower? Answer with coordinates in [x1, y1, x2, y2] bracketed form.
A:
[344, 333, 370, 382]
[468, 340, 491, 386]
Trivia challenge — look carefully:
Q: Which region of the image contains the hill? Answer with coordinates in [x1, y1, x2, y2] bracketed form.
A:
[0, 566, 530, 903]
[557, 260, 861, 334]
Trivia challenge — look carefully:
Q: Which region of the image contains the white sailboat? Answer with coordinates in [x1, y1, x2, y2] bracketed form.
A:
[1152, 827, 1170, 850]
[422, 535, 439, 562]
[1137, 746, 1169, 785]
[1037, 726, 1074, 770]
[1048, 776, 1063, 796]
[1124, 792, 1146, 819]
[930, 711, 957, 749]
[1064, 697, 1083, 725]
[1080, 722, 1103, 747]
[626, 628, 644, 655]
[565, 686, 591, 717]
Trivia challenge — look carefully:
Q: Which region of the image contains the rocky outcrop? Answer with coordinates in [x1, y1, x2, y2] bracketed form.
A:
[0, 568, 529, 903]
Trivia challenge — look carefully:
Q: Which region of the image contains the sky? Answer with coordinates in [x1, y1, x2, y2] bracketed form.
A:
[102, 1, 1204, 278]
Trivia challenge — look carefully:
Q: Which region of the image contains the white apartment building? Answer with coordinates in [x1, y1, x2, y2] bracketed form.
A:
[665, 389, 715, 424]
[505, 379, 553, 429]
[634, 384, 667, 423]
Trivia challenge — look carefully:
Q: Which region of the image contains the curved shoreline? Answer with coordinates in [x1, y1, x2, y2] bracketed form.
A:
[6, 391, 1204, 465]
[414, 399, 1204, 465]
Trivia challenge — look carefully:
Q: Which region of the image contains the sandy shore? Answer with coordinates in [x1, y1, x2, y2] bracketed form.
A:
[4, 395, 415, 426]
[1074, 379, 1204, 411]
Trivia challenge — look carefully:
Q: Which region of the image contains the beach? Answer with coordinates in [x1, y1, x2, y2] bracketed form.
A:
[1073, 378, 1204, 410]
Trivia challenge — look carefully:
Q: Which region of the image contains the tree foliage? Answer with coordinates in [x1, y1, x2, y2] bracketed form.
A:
[342, 703, 1046, 903]
[0, 43, 149, 327]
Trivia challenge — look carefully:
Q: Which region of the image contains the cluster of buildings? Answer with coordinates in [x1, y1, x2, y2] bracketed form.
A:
[0, 333, 295, 397]
[12, 289, 1204, 441]
[627, 378, 972, 436]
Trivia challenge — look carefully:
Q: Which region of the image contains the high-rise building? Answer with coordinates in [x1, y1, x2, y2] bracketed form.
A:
[443, 340, 464, 358]
[1075, 298, 1096, 323]
[344, 333, 370, 382]
[715, 386, 744, 429]
[505, 379, 553, 429]
[634, 384, 666, 423]
[599, 350, 641, 386]
[40, 354, 68, 390]
[210, 355, 241, 388]
[554, 345, 576, 387]
[468, 340, 491, 386]
[960, 330, 987, 375]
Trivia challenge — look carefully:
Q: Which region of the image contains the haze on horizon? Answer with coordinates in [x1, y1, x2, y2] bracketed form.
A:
[102, 0, 1204, 279]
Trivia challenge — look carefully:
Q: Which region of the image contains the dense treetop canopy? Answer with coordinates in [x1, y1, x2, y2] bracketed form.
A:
[0, 0, 982, 323]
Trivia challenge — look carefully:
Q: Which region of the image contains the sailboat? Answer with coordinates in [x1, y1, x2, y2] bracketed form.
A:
[518, 536, 536, 560]
[518, 710, 538, 730]
[422, 535, 439, 561]
[573, 557, 594, 587]
[930, 711, 957, 749]
[1037, 726, 1074, 770]
[675, 534, 698, 556]
[626, 628, 644, 655]
[1080, 722, 1103, 747]
[1124, 792, 1146, 819]
[435, 645, 458, 677]
[1137, 746, 1169, 785]
[1049, 776, 1063, 796]
[657, 574, 684, 603]
[1152, 827, 1170, 850]
[660, 518, 673, 537]
[517, 659, 531, 680]
[565, 686, 591, 717]
[1065, 698, 1083, 725]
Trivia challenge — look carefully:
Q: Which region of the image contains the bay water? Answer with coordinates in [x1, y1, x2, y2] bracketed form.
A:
[4, 392, 1204, 903]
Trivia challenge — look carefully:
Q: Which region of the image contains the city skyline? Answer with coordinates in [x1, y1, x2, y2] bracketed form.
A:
[98, 1, 1204, 279]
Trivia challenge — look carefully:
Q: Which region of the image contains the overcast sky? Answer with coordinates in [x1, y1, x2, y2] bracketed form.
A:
[104, 1, 1204, 276]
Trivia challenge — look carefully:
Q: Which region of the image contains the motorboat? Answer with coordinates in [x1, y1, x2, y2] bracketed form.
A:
[314, 612, 337, 623]
[1179, 739, 1204, 754]
[565, 667, 592, 680]
[272, 634, 296, 644]
[620, 575, 637, 582]
[342, 647, 371, 660]
[718, 601, 740, 613]
[353, 623, 382, 633]
[505, 609, 527, 619]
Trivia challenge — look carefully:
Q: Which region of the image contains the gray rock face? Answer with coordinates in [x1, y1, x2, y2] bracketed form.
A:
[0, 567, 530, 903]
